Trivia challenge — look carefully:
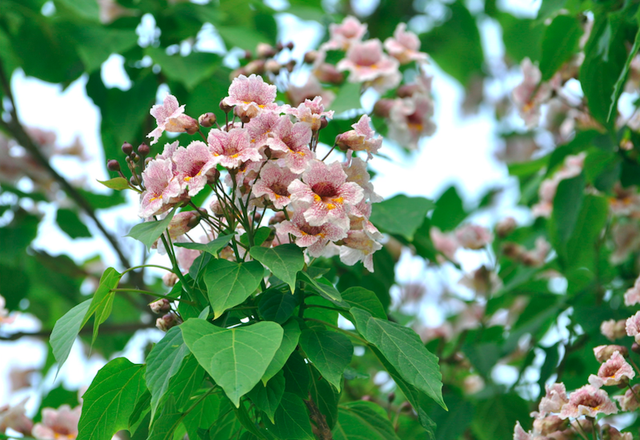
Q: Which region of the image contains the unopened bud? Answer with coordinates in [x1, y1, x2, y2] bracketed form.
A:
[502, 242, 524, 259]
[286, 60, 296, 73]
[107, 160, 121, 171]
[314, 63, 344, 84]
[122, 142, 133, 155]
[206, 168, 220, 184]
[162, 272, 179, 287]
[286, 41, 294, 50]
[181, 116, 199, 135]
[245, 60, 265, 75]
[361, 395, 372, 402]
[210, 199, 225, 216]
[387, 392, 395, 403]
[132, 153, 140, 162]
[400, 401, 412, 411]
[319, 116, 329, 130]
[240, 114, 251, 124]
[594, 345, 629, 362]
[632, 342, 640, 355]
[198, 112, 217, 128]
[149, 298, 171, 314]
[156, 312, 180, 332]
[168, 211, 200, 239]
[496, 217, 517, 238]
[304, 51, 318, 64]
[220, 100, 234, 113]
[373, 99, 394, 118]
[276, 42, 284, 52]
[138, 143, 150, 156]
[256, 43, 276, 58]
[265, 59, 281, 74]
[129, 176, 138, 187]
[397, 83, 422, 98]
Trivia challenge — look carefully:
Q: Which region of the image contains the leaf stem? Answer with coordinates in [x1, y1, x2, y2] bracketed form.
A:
[111, 288, 195, 304]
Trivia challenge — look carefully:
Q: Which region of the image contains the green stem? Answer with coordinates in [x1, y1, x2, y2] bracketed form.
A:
[111, 288, 195, 304]
[159, 232, 197, 297]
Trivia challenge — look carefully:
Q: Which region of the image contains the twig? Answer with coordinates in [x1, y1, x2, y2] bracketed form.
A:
[0, 322, 156, 341]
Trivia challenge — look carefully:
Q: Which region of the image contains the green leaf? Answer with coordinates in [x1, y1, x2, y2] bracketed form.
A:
[77, 358, 146, 440]
[203, 259, 264, 319]
[283, 351, 311, 399]
[264, 392, 314, 440]
[97, 177, 131, 191]
[539, 15, 582, 81]
[370, 195, 434, 240]
[82, 267, 122, 344]
[580, 13, 629, 127]
[181, 319, 284, 406]
[309, 370, 340, 429]
[609, 22, 640, 121]
[333, 401, 401, 440]
[54, 0, 100, 21]
[50, 299, 91, 373]
[564, 194, 608, 270]
[342, 287, 386, 320]
[127, 208, 177, 249]
[298, 272, 346, 307]
[64, 23, 138, 72]
[145, 326, 190, 419]
[146, 47, 222, 90]
[166, 355, 206, 411]
[250, 244, 304, 293]
[263, 319, 301, 384]
[56, 208, 92, 239]
[217, 25, 274, 51]
[549, 174, 585, 264]
[174, 234, 233, 256]
[147, 396, 184, 440]
[258, 289, 299, 324]
[430, 186, 466, 231]
[471, 394, 530, 440]
[299, 328, 352, 391]
[351, 308, 445, 409]
[247, 370, 285, 423]
[183, 393, 221, 440]
[499, 14, 544, 63]
[331, 82, 362, 114]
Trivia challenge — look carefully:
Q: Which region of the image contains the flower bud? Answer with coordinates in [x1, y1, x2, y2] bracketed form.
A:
[206, 167, 220, 184]
[633, 342, 640, 355]
[373, 99, 394, 118]
[286, 41, 294, 50]
[304, 50, 318, 64]
[400, 401, 412, 412]
[149, 298, 171, 314]
[137, 142, 150, 156]
[168, 211, 200, 239]
[496, 216, 517, 238]
[156, 312, 180, 332]
[361, 395, 372, 402]
[210, 199, 225, 216]
[276, 42, 284, 52]
[265, 59, 281, 74]
[387, 392, 395, 403]
[198, 112, 217, 128]
[594, 345, 629, 362]
[107, 160, 121, 171]
[285, 60, 296, 73]
[256, 43, 276, 58]
[122, 142, 133, 155]
[245, 60, 265, 75]
[319, 116, 329, 130]
[220, 100, 234, 113]
[502, 242, 524, 259]
[129, 176, 138, 187]
[315, 63, 344, 84]
[397, 83, 423, 98]
[162, 272, 179, 287]
[132, 153, 140, 163]
[182, 116, 199, 135]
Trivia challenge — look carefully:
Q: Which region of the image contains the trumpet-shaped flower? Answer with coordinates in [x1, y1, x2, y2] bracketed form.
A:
[139, 158, 182, 218]
[173, 141, 217, 196]
[32, 405, 81, 440]
[148, 95, 197, 145]
[335, 115, 382, 159]
[337, 39, 400, 85]
[340, 230, 383, 272]
[588, 351, 635, 387]
[384, 23, 428, 64]
[266, 118, 314, 174]
[290, 97, 334, 131]
[221, 74, 278, 118]
[208, 128, 262, 169]
[252, 161, 298, 209]
[324, 16, 367, 51]
[276, 211, 346, 257]
[559, 385, 617, 419]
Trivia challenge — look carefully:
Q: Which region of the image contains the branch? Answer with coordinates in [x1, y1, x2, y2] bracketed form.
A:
[0, 322, 155, 342]
[0, 59, 133, 272]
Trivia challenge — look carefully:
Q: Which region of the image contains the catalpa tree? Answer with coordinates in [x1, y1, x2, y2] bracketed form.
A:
[2, 0, 640, 439]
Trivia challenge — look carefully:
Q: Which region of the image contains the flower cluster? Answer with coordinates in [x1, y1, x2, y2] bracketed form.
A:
[133, 74, 385, 272]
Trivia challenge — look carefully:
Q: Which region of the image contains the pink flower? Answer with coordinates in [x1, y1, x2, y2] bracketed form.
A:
[287, 77, 335, 108]
[626, 311, 640, 343]
[593, 345, 628, 363]
[221, 74, 278, 119]
[588, 351, 635, 387]
[532, 415, 568, 436]
[323, 16, 367, 51]
[624, 276, 640, 306]
[430, 228, 459, 262]
[252, 162, 298, 209]
[0, 398, 33, 436]
[384, 23, 428, 64]
[601, 319, 628, 341]
[266, 118, 314, 174]
[537, 383, 569, 416]
[148, 95, 198, 145]
[558, 385, 617, 419]
[288, 160, 364, 231]
[335, 115, 382, 159]
[455, 224, 493, 250]
[519, 237, 550, 267]
[512, 58, 558, 127]
[139, 158, 183, 218]
[275, 211, 346, 257]
[614, 384, 640, 411]
[32, 405, 81, 440]
[173, 141, 218, 196]
[388, 94, 436, 150]
[513, 421, 531, 440]
[340, 230, 383, 272]
[290, 97, 334, 131]
[208, 128, 262, 169]
[167, 211, 199, 239]
[337, 39, 400, 89]
[342, 157, 382, 203]
[246, 112, 282, 149]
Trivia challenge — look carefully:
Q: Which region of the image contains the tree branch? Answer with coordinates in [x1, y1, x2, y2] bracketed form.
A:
[0, 322, 156, 342]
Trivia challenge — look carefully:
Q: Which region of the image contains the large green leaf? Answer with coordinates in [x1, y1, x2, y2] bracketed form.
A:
[299, 328, 352, 391]
[333, 401, 401, 440]
[258, 288, 299, 324]
[549, 174, 585, 265]
[370, 195, 434, 241]
[341, 287, 386, 320]
[263, 319, 301, 384]
[250, 244, 304, 293]
[564, 194, 608, 270]
[147, 397, 184, 440]
[50, 299, 91, 373]
[264, 392, 315, 440]
[471, 394, 530, 440]
[430, 186, 466, 231]
[77, 358, 147, 440]
[63, 23, 138, 72]
[247, 370, 285, 423]
[145, 326, 190, 419]
[298, 272, 346, 307]
[146, 47, 222, 90]
[56, 208, 92, 239]
[309, 369, 340, 429]
[183, 393, 221, 440]
[54, 0, 100, 21]
[165, 355, 206, 411]
[126, 208, 177, 250]
[351, 308, 445, 409]
[82, 267, 123, 343]
[181, 318, 284, 406]
[203, 259, 264, 319]
[539, 15, 582, 81]
[331, 82, 362, 114]
[609, 19, 640, 121]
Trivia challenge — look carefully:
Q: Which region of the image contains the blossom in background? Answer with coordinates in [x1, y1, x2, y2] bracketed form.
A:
[588, 350, 635, 387]
[512, 58, 560, 127]
[388, 93, 436, 150]
[0, 295, 14, 325]
[335, 115, 382, 159]
[532, 153, 585, 218]
[221, 74, 278, 119]
[455, 224, 493, 250]
[383, 23, 428, 64]
[0, 398, 32, 436]
[32, 405, 81, 440]
[624, 275, 640, 306]
[337, 39, 400, 89]
[430, 227, 458, 262]
[626, 311, 640, 343]
[323, 16, 367, 51]
[558, 385, 617, 418]
[147, 95, 198, 145]
[287, 77, 335, 108]
[601, 319, 628, 341]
